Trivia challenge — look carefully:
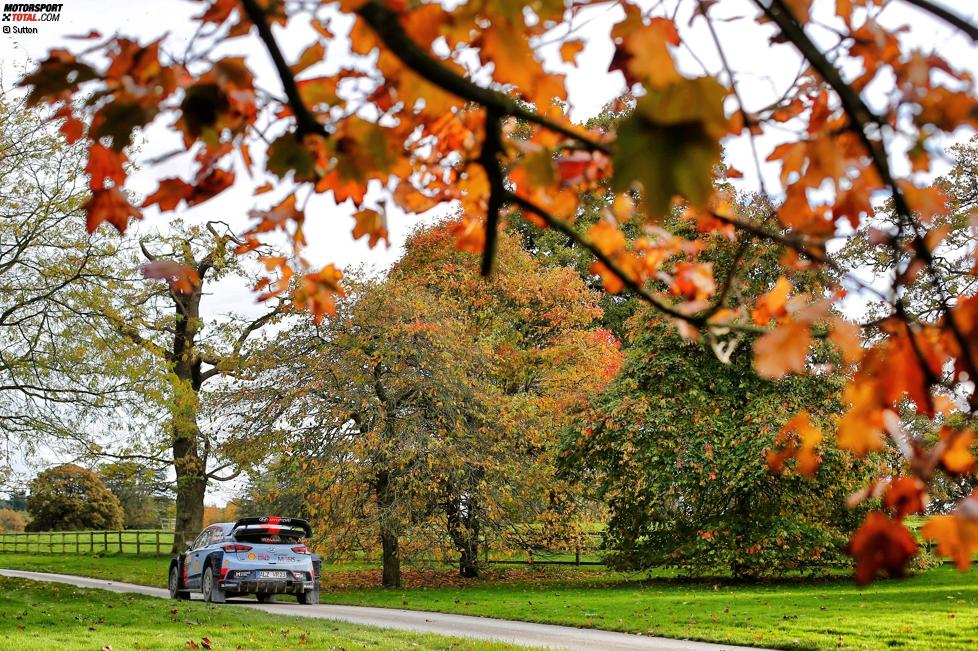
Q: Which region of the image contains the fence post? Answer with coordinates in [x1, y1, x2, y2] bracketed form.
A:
[136, 531, 141, 555]
[118, 530, 123, 554]
[75, 532, 80, 554]
[575, 545, 580, 566]
[90, 531, 94, 553]
[156, 531, 161, 556]
[104, 531, 108, 553]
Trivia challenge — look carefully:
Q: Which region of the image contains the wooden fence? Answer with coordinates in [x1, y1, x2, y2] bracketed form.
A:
[0, 530, 197, 556]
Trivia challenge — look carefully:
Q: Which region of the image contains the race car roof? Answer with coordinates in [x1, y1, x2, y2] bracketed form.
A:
[230, 516, 312, 538]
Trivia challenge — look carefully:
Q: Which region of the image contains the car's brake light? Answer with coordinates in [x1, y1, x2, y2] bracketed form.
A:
[224, 544, 253, 552]
[291, 545, 310, 554]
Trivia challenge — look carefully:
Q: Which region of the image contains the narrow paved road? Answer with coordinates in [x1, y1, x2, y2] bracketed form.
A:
[0, 569, 766, 651]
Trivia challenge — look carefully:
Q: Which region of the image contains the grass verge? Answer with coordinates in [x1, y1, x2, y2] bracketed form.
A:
[0, 575, 523, 650]
[5, 553, 978, 649]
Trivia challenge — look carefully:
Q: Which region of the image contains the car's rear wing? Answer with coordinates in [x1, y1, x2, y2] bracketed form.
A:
[230, 516, 313, 538]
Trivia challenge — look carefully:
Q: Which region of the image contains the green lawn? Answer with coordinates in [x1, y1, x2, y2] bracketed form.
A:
[0, 575, 524, 650]
[5, 553, 978, 649]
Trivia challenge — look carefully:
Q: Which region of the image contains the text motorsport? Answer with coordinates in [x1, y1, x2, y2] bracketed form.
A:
[2, 3, 62, 34]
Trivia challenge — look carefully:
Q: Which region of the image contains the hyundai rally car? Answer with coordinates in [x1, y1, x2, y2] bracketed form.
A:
[168, 517, 320, 604]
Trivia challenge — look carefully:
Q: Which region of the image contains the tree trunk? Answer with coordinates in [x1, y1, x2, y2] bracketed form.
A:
[380, 530, 401, 588]
[445, 493, 480, 578]
[169, 281, 207, 555]
[170, 393, 206, 553]
[376, 470, 401, 588]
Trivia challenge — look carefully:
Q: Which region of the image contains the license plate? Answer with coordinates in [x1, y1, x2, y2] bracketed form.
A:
[258, 570, 287, 579]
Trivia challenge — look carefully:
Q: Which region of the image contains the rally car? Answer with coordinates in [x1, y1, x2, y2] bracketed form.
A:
[168, 517, 320, 604]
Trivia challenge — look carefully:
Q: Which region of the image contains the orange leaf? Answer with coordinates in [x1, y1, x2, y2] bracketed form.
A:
[751, 277, 792, 325]
[849, 511, 917, 585]
[352, 208, 390, 248]
[941, 428, 976, 475]
[883, 476, 926, 519]
[559, 40, 585, 64]
[142, 179, 194, 210]
[828, 317, 863, 364]
[753, 319, 812, 379]
[922, 513, 978, 571]
[294, 264, 345, 323]
[836, 381, 885, 456]
[618, 18, 680, 89]
[291, 42, 325, 76]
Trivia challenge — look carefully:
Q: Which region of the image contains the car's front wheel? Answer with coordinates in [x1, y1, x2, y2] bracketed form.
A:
[201, 566, 226, 604]
[169, 565, 189, 600]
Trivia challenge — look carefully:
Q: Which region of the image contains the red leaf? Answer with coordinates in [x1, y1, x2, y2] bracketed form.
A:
[86, 143, 127, 191]
[142, 179, 195, 211]
[142, 261, 201, 294]
[84, 188, 142, 233]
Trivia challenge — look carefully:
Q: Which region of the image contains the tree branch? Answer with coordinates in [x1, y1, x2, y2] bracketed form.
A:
[239, 0, 327, 138]
[902, 0, 978, 42]
[479, 107, 505, 276]
[355, 0, 608, 154]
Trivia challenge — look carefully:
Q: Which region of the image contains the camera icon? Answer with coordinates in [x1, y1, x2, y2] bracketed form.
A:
[2, 26, 10, 34]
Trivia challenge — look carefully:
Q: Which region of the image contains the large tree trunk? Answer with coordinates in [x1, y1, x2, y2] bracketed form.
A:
[446, 493, 480, 578]
[169, 378, 207, 553]
[376, 470, 401, 587]
[169, 281, 208, 555]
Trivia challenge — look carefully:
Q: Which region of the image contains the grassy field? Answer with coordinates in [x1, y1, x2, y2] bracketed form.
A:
[4, 553, 978, 649]
[0, 575, 526, 650]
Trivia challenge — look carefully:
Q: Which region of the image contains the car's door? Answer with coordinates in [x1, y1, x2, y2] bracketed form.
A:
[186, 528, 217, 589]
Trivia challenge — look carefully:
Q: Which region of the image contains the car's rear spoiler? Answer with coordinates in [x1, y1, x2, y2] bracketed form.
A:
[231, 516, 312, 538]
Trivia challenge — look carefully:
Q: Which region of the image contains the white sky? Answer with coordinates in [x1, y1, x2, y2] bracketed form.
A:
[1, 0, 975, 502]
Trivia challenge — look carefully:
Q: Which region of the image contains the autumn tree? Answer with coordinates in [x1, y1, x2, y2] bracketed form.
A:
[221, 221, 619, 583]
[0, 508, 27, 533]
[27, 464, 125, 531]
[64, 223, 287, 551]
[17, 0, 978, 583]
[570, 317, 870, 577]
[387, 223, 621, 577]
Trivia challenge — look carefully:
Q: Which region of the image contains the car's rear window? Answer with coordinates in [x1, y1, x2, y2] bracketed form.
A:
[233, 532, 301, 544]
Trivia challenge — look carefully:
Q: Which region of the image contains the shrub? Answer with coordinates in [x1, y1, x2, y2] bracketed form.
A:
[26, 464, 125, 531]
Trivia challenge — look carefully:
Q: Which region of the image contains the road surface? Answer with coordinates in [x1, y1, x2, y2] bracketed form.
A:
[0, 568, 767, 651]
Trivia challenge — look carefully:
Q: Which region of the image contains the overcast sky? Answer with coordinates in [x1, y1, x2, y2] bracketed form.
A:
[1, 0, 975, 502]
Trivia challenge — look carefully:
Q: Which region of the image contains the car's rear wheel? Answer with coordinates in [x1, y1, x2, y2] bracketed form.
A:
[202, 566, 226, 604]
[169, 565, 189, 600]
[256, 593, 277, 603]
[297, 589, 319, 605]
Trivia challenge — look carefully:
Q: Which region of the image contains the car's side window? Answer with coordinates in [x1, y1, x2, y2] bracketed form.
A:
[190, 531, 208, 551]
[207, 526, 222, 546]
